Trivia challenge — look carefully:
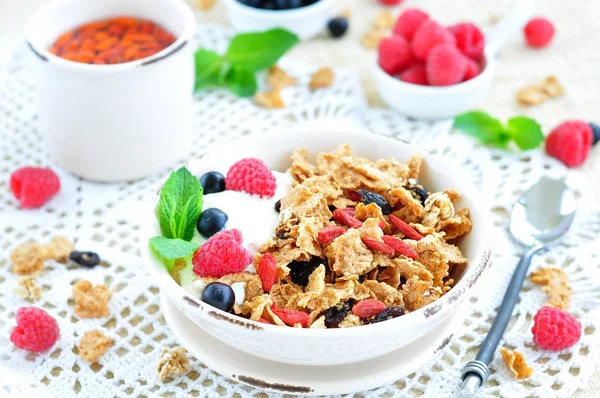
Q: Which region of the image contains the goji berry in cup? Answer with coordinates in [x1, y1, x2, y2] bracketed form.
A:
[49, 17, 177, 65]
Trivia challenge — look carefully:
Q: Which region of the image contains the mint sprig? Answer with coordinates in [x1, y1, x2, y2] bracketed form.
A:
[194, 28, 299, 98]
[157, 167, 203, 241]
[149, 237, 199, 271]
[454, 111, 544, 150]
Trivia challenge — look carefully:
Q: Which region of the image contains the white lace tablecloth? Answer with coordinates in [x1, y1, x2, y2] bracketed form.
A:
[1, 24, 600, 398]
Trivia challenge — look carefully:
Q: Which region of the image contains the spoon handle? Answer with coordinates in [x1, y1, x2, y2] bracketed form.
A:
[460, 245, 543, 393]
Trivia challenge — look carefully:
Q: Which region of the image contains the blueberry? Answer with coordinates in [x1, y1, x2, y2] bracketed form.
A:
[199, 171, 225, 195]
[201, 282, 235, 312]
[69, 251, 100, 268]
[328, 17, 349, 38]
[357, 189, 392, 215]
[197, 208, 228, 239]
[274, 199, 281, 213]
[590, 123, 600, 146]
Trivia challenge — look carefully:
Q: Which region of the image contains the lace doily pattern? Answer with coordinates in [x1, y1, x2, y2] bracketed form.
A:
[1, 25, 600, 398]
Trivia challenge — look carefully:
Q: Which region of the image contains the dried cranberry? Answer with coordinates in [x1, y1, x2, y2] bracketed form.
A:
[367, 306, 408, 324]
[324, 301, 353, 328]
[357, 190, 392, 215]
[287, 257, 324, 286]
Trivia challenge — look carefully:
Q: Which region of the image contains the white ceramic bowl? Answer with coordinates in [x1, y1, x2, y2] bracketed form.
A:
[139, 122, 493, 366]
[222, 0, 338, 40]
[25, 0, 196, 182]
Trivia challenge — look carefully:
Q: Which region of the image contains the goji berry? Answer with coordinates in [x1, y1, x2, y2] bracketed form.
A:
[381, 235, 418, 259]
[352, 299, 386, 318]
[388, 214, 423, 240]
[256, 318, 271, 324]
[271, 308, 310, 327]
[340, 207, 356, 216]
[361, 236, 395, 255]
[333, 208, 363, 228]
[257, 253, 277, 292]
[318, 226, 346, 245]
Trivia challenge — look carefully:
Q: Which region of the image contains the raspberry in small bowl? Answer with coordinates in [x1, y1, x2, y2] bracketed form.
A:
[223, 0, 338, 40]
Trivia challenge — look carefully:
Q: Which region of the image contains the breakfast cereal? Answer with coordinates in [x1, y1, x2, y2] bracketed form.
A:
[500, 348, 533, 379]
[267, 65, 296, 89]
[530, 267, 572, 310]
[72, 280, 113, 318]
[78, 330, 113, 363]
[158, 348, 189, 382]
[255, 89, 285, 109]
[309, 68, 335, 90]
[14, 276, 42, 302]
[43, 236, 75, 262]
[10, 242, 45, 276]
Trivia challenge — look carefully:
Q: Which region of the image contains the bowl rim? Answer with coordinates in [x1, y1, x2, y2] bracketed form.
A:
[139, 122, 493, 337]
[222, 0, 337, 18]
[24, 0, 196, 73]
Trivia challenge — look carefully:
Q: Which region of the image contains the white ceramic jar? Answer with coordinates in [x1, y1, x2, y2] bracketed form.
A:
[25, 0, 196, 182]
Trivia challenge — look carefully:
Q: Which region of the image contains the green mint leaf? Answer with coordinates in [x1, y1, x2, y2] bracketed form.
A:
[225, 28, 299, 72]
[157, 167, 203, 241]
[194, 49, 225, 90]
[224, 66, 258, 97]
[506, 116, 544, 150]
[149, 236, 199, 260]
[453, 111, 510, 146]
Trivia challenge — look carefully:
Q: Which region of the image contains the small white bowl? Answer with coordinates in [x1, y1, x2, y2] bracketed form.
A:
[25, 0, 196, 182]
[139, 121, 493, 366]
[223, 0, 338, 40]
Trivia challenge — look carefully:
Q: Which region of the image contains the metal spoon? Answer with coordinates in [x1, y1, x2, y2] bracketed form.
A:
[460, 177, 577, 394]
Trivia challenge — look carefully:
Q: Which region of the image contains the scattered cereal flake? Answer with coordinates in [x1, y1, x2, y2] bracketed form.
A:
[325, 229, 375, 276]
[310, 315, 327, 328]
[517, 86, 547, 106]
[443, 188, 461, 202]
[78, 330, 113, 363]
[402, 276, 439, 311]
[363, 280, 404, 306]
[540, 75, 563, 98]
[170, 259, 187, 285]
[362, 28, 386, 49]
[43, 236, 75, 261]
[307, 264, 326, 294]
[530, 267, 572, 310]
[500, 348, 533, 380]
[14, 276, 42, 302]
[309, 67, 334, 90]
[375, 157, 410, 181]
[339, 313, 362, 328]
[158, 348, 189, 382]
[375, 11, 395, 29]
[255, 89, 285, 109]
[267, 65, 296, 89]
[407, 233, 466, 287]
[10, 242, 44, 276]
[72, 280, 113, 318]
[280, 184, 332, 220]
[197, 0, 216, 10]
[289, 149, 316, 182]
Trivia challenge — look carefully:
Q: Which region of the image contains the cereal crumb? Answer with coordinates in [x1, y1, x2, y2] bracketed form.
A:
[255, 89, 285, 109]
[78, 330, 113, 363]
[361, 28, 386, 49]
[540, 75, 563, 98]
[197, 0, 216, 10]
[517, 86, 547, 106]
[43, 236, 75, 261]
[375, 11, 395, 29]
[500, 348, 533, 379]
[267, 65, 296, 89]
[10, 242, 45, 276]
[73, 280, 113, 318]
[14, 276, 42, 302]
[530, 267, 571, 310]
[309, 67, 335, 90]
[158, 348, 190, 382]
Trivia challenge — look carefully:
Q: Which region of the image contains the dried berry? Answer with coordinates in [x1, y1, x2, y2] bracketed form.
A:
[405, 179, 429, 205]
[324, 301, 353, 328]
[332, 208, 363, 228]
[381, 235, 418, 259]
[352, 299, 386, 318]
[388, 215, 423, 240]
[368, 306, 408, 324]
[357, 190, 392, 215]
[361, 236, 395, 256]
[69, 251, 100, 268]
[271, 308, 310, 327]
[287, 257, 325, 286]
[317, 226, 346, 245]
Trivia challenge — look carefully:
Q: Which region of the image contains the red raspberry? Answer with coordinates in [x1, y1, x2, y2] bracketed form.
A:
[449, 22, 485, 61]
[411, 20, 456, 61]
[381, 235, 418, 259]
[192, 229, 253, 277]
[257, 253, 277, 292]
[463, 58, 481, 81]
[399, 64, 428, 85]
[10, 167, 60, 209]
[378, 36, 415, 76]
[388, 214, 423, 240]
[393, 9, 430, 41]
[524, 17, 555, 48]
[426, 44, 467, 86]
[532, 306, 581, 351]
[378, 0, 403, 5]
[545, 121, 593, 167]
[271, 308, 310, 327]
[10, 307, 59, 352]
[226, 158, 276, 198]
[332, 208, 363, 228]
[353, 299, 386, 318]
[318, 226, 346, 245]
[361, 236, 395, 256]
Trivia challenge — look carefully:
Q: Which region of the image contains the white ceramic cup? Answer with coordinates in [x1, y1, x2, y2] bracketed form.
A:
[25, 0, 196, 182]
[222, 0, 338, 40]
[374, 0, 534, 120]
